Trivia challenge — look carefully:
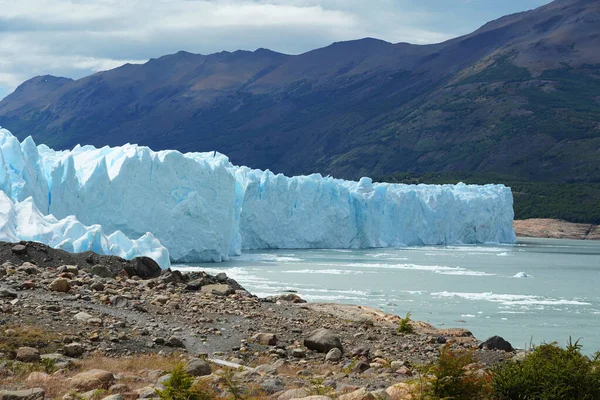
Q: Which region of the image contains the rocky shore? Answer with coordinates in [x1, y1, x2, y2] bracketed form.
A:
[1, 241, 516, 400]
[514, 219, 600, 240]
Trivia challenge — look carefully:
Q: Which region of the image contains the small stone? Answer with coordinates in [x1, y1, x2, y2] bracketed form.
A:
[215, 272, 228, 282]
[252, 332, 278, 346]
[91, 265, 114, 279]
[101, 395, 124, 400]
[11, 244, 27, 255]
[0, 388, 45, 400]
[292, 348, 306, 358]
[110, 296, 128, 308]
[167, 336, 184, 347]
[0, 287, 18, 299]
[278, 389, 309, 400]
[48, 278, 70, 293]
[153, 295, 170, 304]
[338, 388, 375, 400]
[63, 343, 85, 358]
[90, 281, 105, 291]
[201, 284, 234, 296]
[16, 347, 40, 362]
[325, 347, 343, 361]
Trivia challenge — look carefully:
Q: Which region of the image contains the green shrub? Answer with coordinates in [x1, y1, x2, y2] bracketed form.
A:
[491, 339, 600, 400]
[156, 363, 212, 400]
[398, 312, 415, 334]
[414, 345, 491, 400]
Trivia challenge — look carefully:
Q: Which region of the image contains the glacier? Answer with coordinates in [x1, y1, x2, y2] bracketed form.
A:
[0, 127, 516, 267]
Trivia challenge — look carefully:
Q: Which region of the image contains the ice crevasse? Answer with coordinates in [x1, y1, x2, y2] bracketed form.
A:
[0, 128, 517, 268]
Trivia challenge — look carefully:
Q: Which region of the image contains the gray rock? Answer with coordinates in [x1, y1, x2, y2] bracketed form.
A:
[0, 287, 17, 299]
[110, 296, 128, 308]
[91, 265, 114, 279]
[292, 348, 306, 358]
[215, 272, 228, 282]
[278, 389, 309, 400]
[260, 377, 285, 394]
[101, 395, 124, 400]
[184, 278, 208, 291]
[185, 358, 211, 376]
[479, 336, 514, 352]
[48, 278, 70, 292]
[0, 388, 44, 400]
[16, 347, 40, 362]
[201, 284, 234, 296]
[11, 244, 27, 255]
[63, 343, 85, 357]
[305, 328, 343, 353]
[167, 336, 184, 347]
[252, 332, 278, 346]
[325, 347, 343, 361]
[124, 257, 161, 279]
[41, 353, 74, 369]
[90, 281, 105, 291]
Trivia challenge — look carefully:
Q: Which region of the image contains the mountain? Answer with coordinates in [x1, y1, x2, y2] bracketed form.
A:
[0, 0, 599, 182]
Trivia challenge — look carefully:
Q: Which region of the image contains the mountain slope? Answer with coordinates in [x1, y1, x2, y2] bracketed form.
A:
[0, 0, 598, 182]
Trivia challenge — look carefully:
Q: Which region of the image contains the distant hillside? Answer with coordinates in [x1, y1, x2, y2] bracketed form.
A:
[0, 0, 599, 183]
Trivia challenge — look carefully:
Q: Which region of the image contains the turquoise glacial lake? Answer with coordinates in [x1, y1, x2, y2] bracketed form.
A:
[175, 238, 600, 353]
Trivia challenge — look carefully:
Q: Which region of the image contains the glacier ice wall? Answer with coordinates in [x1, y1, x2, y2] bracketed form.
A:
[0, 191, 170, 267]
[0, 128, 516, 265]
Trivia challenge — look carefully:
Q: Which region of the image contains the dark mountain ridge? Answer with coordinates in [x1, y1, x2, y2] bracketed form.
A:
[0, 0, 598, 182]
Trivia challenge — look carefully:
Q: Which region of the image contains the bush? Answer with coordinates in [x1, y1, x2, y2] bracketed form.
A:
[492, 339, 600, 400]
[156, 363, 212, 400]
[414, 345, 491, 400]
[397, 312, 415, 334]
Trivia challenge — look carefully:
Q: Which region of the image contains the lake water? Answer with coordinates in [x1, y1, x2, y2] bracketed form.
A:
[174, 238, 600, 353]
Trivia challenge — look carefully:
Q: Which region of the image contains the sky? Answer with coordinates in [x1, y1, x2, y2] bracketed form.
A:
[0, 0, 551, 100]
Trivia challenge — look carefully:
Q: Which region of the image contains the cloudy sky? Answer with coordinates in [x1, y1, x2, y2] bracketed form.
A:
[0, 0, 550, 100]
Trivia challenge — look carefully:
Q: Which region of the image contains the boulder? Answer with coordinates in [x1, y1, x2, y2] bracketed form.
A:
[304, 328, 343, 353]
[124, 257, 161, 279]
[338, 388, 375, 400]
[185, 358, 211, 376]
[48, 278, 70, 292]
[479, 336, 514, 352]
[16, 347, 40, 362]
[278, 389, 309, 400]
[252, 333, 278, 346]
[70, 369, 115, 390]
[0, 389, 44, 400]
[385, 383, 413, 400]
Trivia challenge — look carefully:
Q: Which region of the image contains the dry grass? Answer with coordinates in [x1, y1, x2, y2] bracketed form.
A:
[0, 353, 186, 397]
[0, 324, 61, 353]
[76, 352, 185, 375]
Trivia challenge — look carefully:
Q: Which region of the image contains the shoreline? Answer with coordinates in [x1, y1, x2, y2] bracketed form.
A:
[0, 241, 515, 397]
[514, 219, 600, 240]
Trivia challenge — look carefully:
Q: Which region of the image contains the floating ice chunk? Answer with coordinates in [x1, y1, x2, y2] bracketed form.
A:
[513, 272, 532, 278]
